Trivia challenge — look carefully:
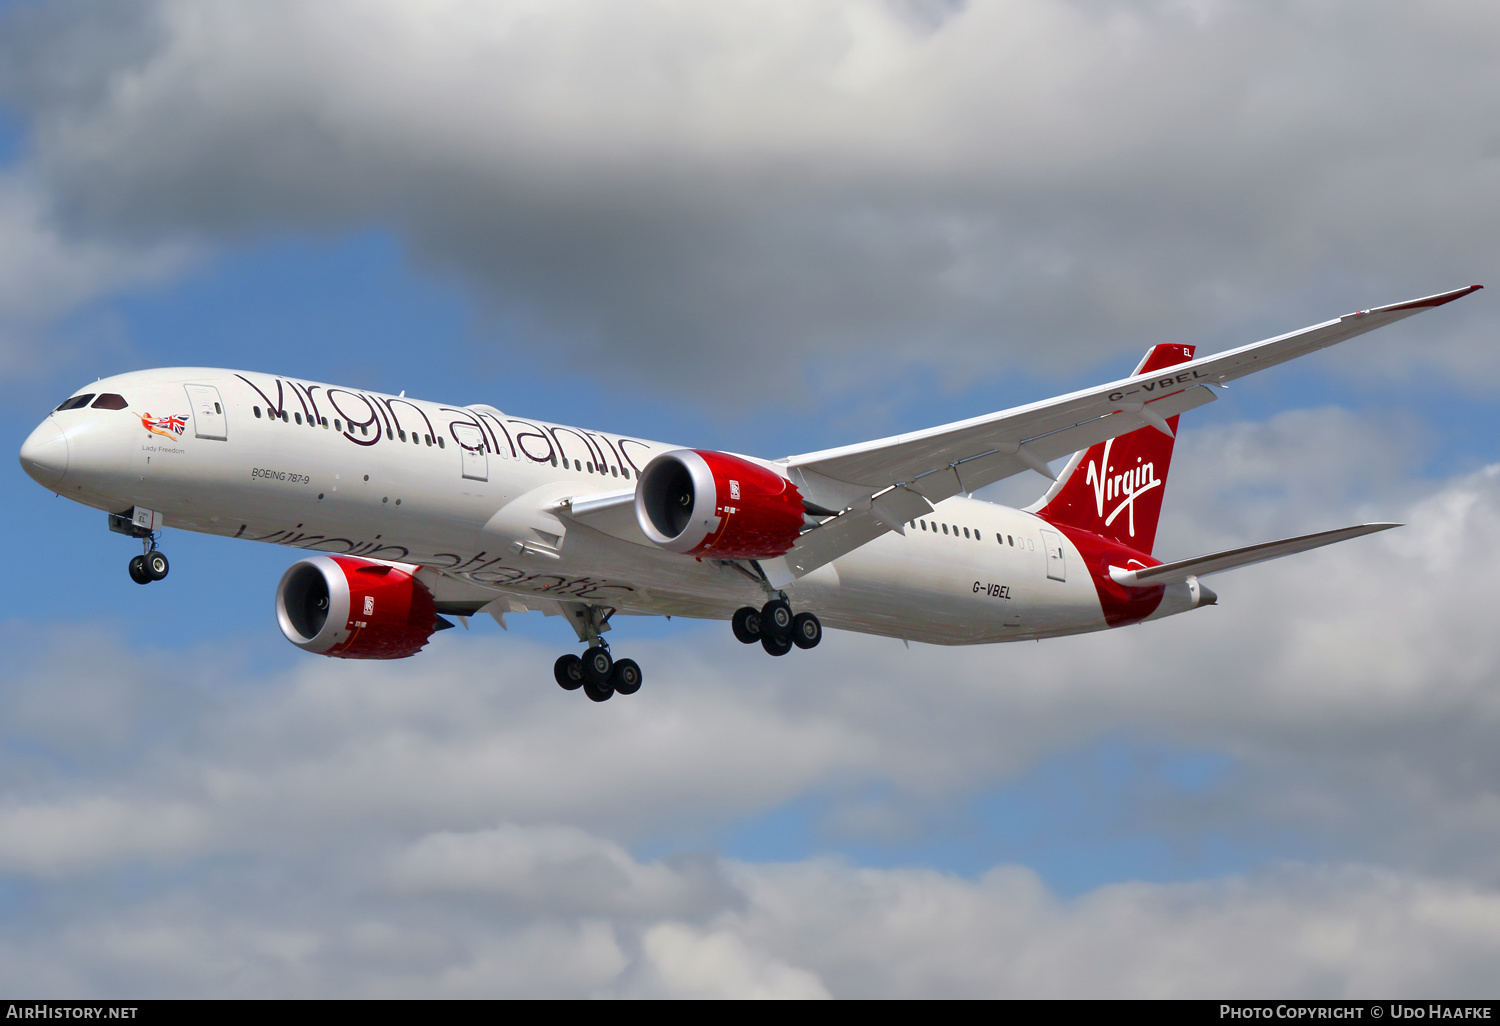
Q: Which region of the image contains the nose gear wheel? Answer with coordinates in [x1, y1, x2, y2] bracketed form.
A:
[122, 524, 170, 585]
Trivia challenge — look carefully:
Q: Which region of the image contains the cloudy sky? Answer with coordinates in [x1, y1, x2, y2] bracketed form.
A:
[3, 0, 1499, 997]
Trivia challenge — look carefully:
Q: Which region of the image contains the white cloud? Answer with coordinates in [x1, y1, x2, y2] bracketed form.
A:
[0, 174, 190, 375]
[3, 437, 1500, 993]
[0, 0, 1493, 394]
[632, 921, 831, 999]
[3, 824, 1500, 996]
[723, 860, 1500, 998]
[0, 797, 206, 875]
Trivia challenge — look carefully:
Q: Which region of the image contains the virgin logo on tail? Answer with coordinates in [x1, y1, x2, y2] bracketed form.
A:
[1033, 342, 1192, 556]
[1084, 437, 1161, 538]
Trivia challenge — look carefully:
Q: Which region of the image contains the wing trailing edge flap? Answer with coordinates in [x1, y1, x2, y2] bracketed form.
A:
[782, 385, 1218, 579]
[788, 382, 1220, 517]
[783, 483, 935, 577]
[1107, 522, 1400, 587]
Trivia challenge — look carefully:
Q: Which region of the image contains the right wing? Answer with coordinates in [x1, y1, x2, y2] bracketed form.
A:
[776, 285, 1480, 578]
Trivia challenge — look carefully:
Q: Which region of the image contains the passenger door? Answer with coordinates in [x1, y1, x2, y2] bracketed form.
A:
[184, 384, 227, 440]
[452, 423, 488, 481]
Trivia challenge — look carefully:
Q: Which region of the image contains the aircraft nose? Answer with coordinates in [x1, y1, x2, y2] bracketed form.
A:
[19, 418, 69, 489]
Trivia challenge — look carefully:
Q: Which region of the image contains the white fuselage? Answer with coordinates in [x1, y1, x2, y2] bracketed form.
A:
[24, 367, 1188, 645]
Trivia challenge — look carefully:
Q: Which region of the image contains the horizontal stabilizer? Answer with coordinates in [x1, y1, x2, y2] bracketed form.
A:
[1108, 522, 1401, 587]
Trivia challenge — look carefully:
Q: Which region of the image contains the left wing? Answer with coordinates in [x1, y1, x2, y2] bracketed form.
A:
[1107, 523, 1400, 587]
[777, 285, 1480, 578]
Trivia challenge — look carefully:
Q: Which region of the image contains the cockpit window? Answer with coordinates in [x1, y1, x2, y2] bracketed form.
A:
[91, 393, 129, 410]
[55, 394, 95, 411]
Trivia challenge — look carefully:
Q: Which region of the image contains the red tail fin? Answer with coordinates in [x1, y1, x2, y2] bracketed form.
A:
[1032, 344, 1196, 555]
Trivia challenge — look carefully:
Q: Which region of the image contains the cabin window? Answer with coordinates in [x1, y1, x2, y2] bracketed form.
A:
[586, 462, 594, 473]
[215, 402, 223, 414]
[91, 394, 129, 410]
[963, 527, 970, 538]
[573, 460, 580, 471]
[611, 466, 618, 477]
[254, 406, 262, 418]
[942, 524, 949, 535]
[320, 417, 328, 428]
[333, 419, 340, 431]
[622, 467, 630, 480]
[294, 413, 302, 425]
[550, 455, 558, 466]
[1008, 535, 1014, 546]
[397, 429, 406, 442]
[55, 394, 95, 411]
[438, 437, 445, 449]
[281, 411, 289, 423]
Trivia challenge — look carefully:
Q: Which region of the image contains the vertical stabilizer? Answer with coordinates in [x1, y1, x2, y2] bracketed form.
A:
[1030, 344, 1195, 555]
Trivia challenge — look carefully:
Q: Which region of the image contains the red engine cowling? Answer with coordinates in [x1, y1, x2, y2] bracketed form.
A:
[636, 449, 804, 559]
[275, 555, 441, 659]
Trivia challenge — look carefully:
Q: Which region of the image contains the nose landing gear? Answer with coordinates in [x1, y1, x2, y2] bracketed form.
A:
[110, 511, 170, 585]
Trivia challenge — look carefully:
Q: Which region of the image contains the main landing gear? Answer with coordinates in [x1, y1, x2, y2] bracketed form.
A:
[553, 649, 642, 702]
[732, 598, 821, 657]
[552, 602, 643, 702]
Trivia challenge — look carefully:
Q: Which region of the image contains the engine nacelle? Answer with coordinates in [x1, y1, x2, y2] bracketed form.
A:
[636, 449, 805, 560]
[276, 555, 441, 659]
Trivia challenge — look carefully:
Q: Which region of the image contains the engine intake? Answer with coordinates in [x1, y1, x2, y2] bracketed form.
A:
[276, 555, 442, 659]
[636, 449, 804, 560]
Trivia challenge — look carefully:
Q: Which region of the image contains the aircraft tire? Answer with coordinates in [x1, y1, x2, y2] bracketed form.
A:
[732, 607, 761, 644]
[583, 678, 615, 703]
[761, 633, 793, 657]
[611, 658, 642, 695]
[581, 646, 614, 685]
[761, 599, 793, 640]
[554, 654, 585, 690]
[145, 550, 170, 581]
[791, 612, 822, 650]
[128, 555, 151, 585]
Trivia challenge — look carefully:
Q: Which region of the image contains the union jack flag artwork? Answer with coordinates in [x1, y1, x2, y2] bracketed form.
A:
[141, 412, 188, 440]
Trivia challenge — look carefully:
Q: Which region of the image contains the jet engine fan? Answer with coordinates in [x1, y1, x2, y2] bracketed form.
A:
[276, 555, 446, 659]
[635, 449, 805, 560]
